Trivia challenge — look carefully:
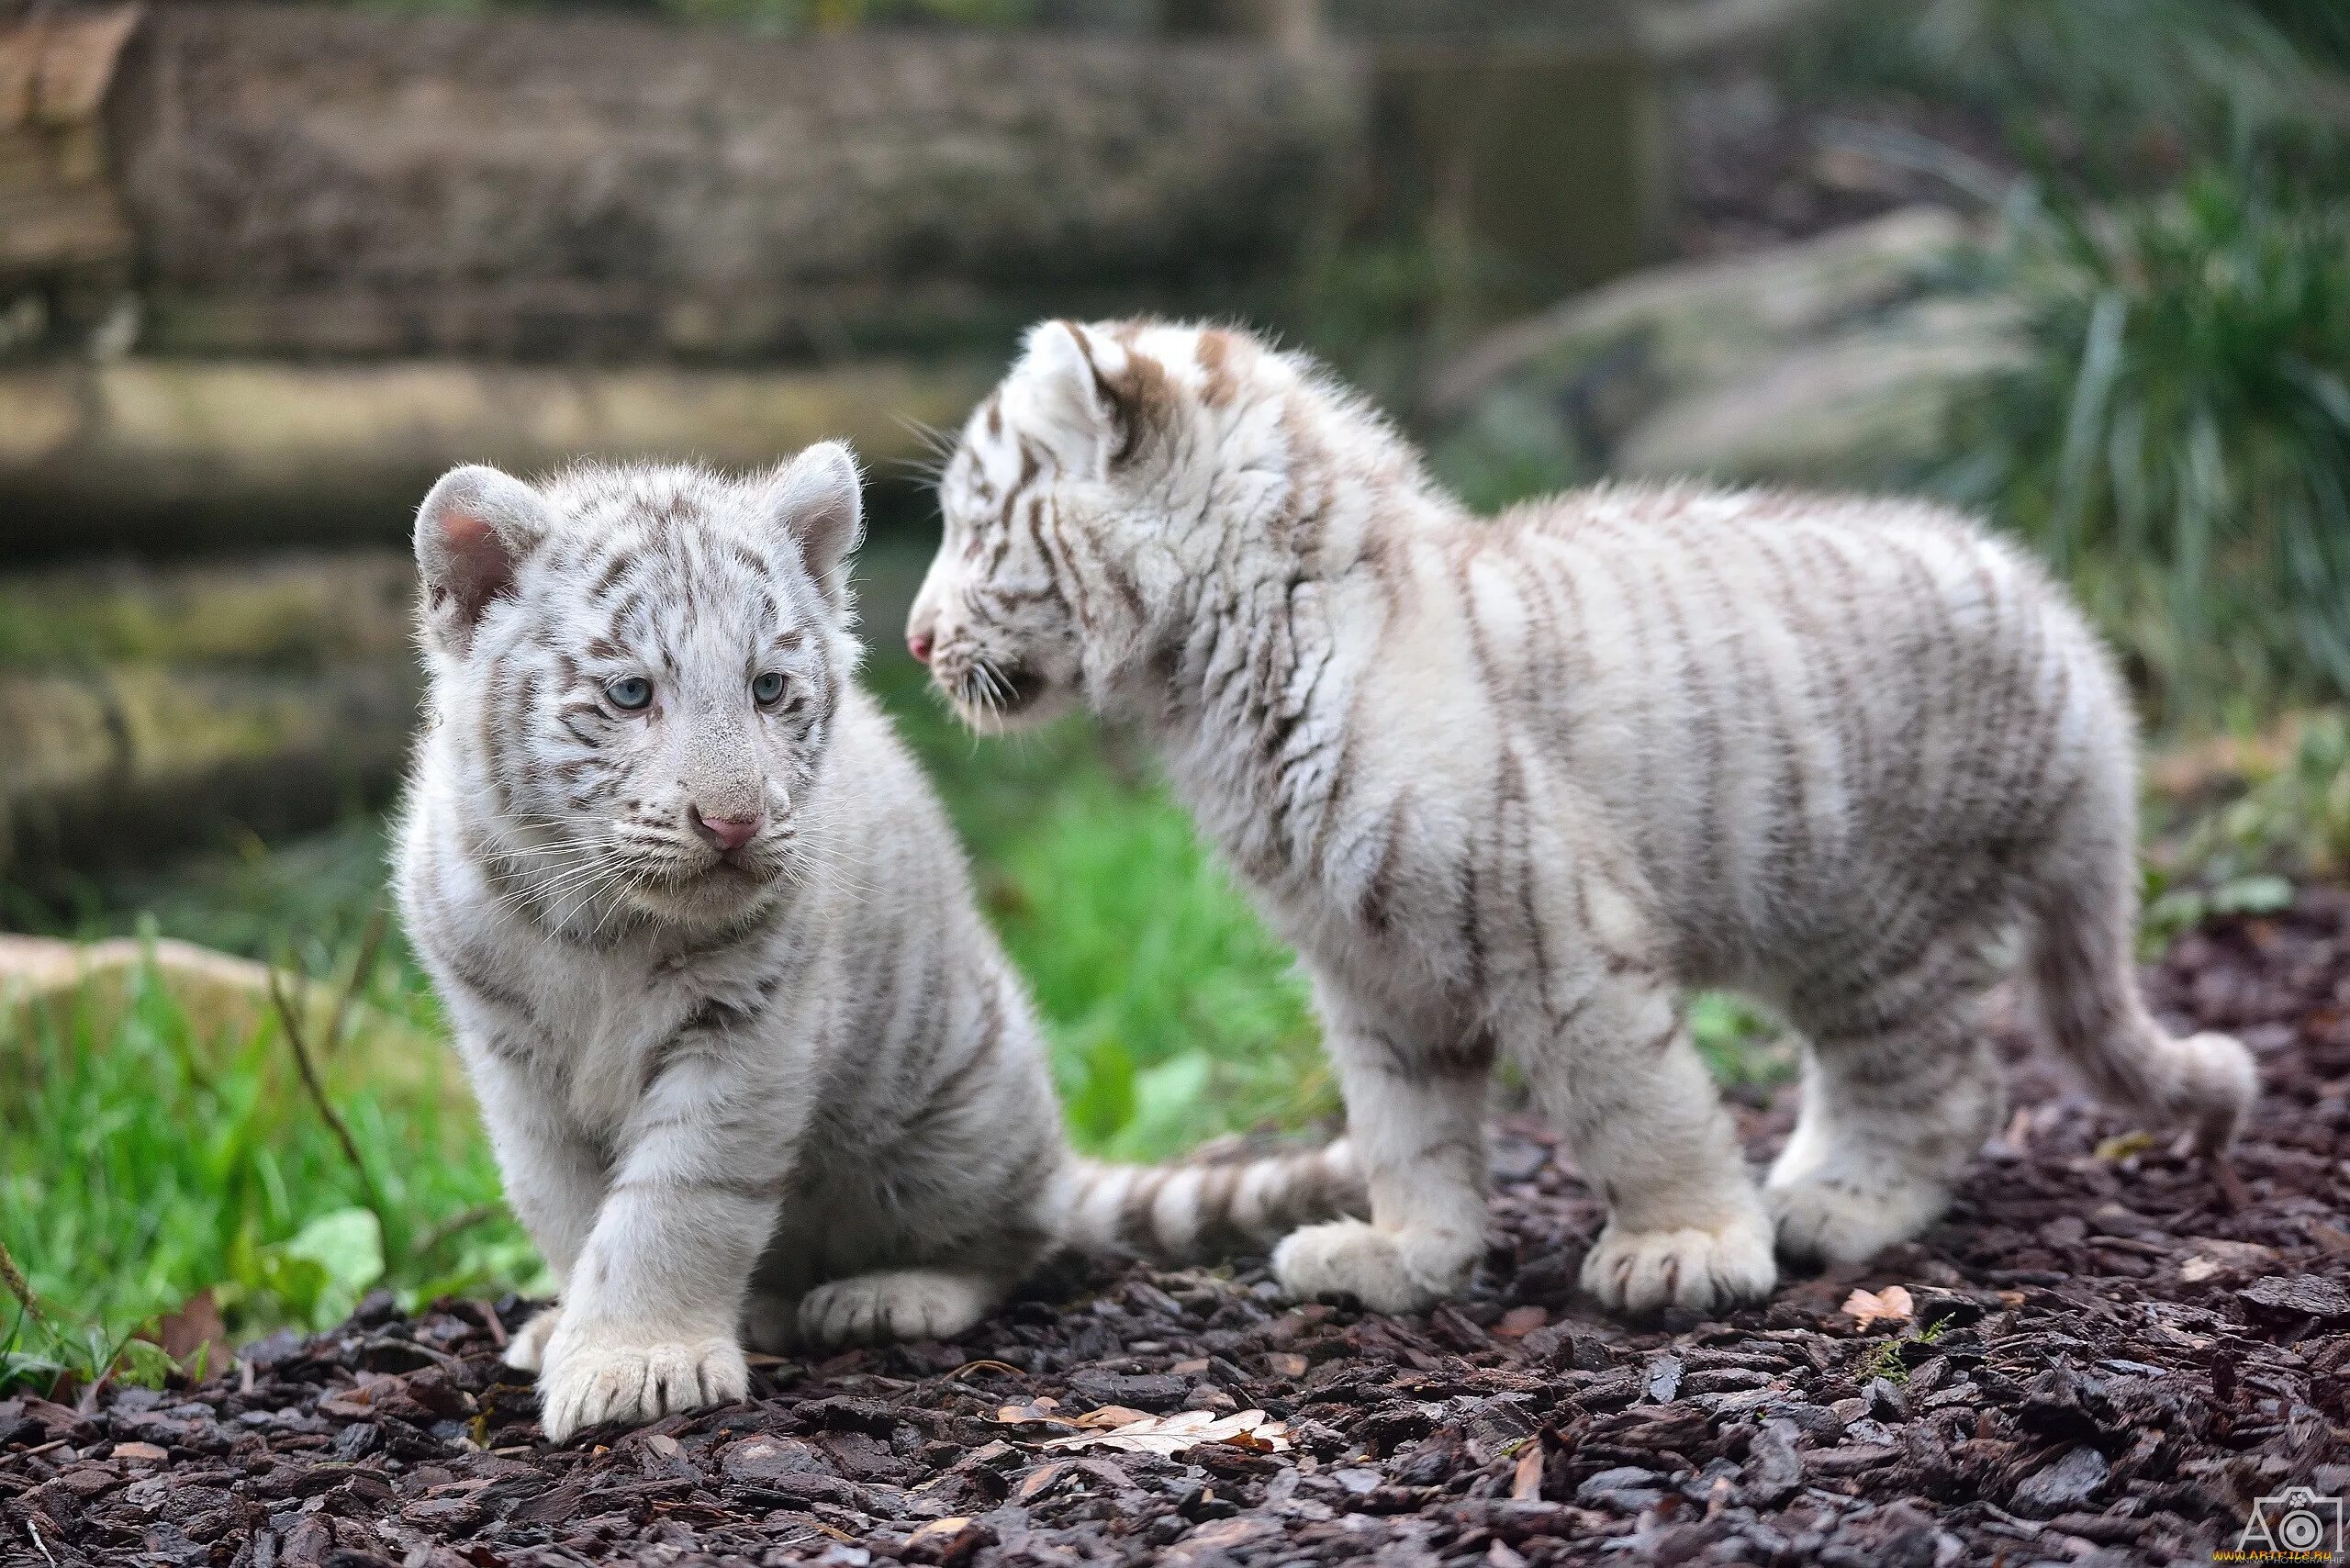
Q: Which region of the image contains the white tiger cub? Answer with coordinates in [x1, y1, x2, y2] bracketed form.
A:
[394, 444, 1360, 1441]
[905, 319, 2259, 1318]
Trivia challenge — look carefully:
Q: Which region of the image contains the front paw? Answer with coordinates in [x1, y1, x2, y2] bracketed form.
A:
[536, 1328, 747, 1444]
[503, 1303, 562, 1373]
[1271, 1218, 1472, 1316]
[1580, 1209, 1776, 1316]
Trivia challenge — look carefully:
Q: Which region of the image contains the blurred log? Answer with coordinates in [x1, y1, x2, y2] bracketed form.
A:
[0, 552, 414, 668]
[0, 6, 139, 347]
[106, 6, 1362, 361]
[0, 551, 421, 878]
[0, 356, 991, 554]
[0, 660, 419, 879]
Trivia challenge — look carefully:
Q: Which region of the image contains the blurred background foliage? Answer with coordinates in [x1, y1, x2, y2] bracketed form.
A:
[3, 0, 2344, 1387]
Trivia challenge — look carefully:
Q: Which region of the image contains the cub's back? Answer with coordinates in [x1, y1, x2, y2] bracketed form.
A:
[1456, 487, 2123, 957]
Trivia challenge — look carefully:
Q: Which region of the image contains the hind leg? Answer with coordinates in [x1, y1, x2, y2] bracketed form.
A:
[1769, 954, 2009, 1264]
[798, 1270, 1004, 1348]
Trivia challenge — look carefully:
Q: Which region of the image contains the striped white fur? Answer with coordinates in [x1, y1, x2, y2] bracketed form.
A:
[906, 319, 2259, 1318]
[394, 447, 1360, 1441]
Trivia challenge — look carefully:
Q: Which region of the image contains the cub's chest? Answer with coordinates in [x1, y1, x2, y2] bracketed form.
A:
[503, 956, 712, 1131]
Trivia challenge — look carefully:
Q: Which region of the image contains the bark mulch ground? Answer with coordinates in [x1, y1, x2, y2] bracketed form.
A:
[9, 893, 2350, 1567]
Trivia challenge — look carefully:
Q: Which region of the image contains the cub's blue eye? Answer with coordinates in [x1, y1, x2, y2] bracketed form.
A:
[752, 671, 787, 706]
[606, 676, 654, 711]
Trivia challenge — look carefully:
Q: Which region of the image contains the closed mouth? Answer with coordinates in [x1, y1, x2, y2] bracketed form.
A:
[643, 847, 781, 890]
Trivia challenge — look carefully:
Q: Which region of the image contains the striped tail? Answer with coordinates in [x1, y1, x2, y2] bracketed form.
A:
[1052, 1137, 1364, 1262]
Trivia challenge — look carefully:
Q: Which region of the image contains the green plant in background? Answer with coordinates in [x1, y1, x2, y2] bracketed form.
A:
[2247, 0, 2350, 73]
[0, 954, 537, 1393]
[2143, 710, 2350, 948]
[1793, 0, 2347, 170]
[1945, 171, 2350, 729]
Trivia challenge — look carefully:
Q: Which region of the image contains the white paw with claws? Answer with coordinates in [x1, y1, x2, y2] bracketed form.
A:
[1271, 1219, 1475, 1316]
[798, 1271, 992, 1347]
[1766, 1170, 1948, 1264]
[1580, 1208, 1777, 1316]
[535, 1326, 747, 1444]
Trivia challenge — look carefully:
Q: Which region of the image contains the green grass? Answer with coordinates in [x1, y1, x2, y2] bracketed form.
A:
[1, 943, 534, 1394]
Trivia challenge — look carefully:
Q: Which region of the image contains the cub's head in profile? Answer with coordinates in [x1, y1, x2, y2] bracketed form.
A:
[412, 445, 863, 929]
[907, 319, 1317, 731]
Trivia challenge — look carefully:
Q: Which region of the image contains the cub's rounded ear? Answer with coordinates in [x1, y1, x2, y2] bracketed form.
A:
[763, 440, 864, 612]
[415, 465, 552, 656]
[1016, 319, 1158, 467]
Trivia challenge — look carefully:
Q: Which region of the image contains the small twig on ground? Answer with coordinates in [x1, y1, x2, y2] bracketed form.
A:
[266, 963, 383, 1215]
[0, 1237, 52, 1331]
[26, 1518, 57, 1567]
[321, 904, 390, 1058]
[464, 1298, 508, 1350]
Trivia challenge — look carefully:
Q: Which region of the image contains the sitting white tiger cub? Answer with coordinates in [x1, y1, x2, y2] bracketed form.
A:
[394, 445, 1360, 1441]
[905, 319, 2258, 1317]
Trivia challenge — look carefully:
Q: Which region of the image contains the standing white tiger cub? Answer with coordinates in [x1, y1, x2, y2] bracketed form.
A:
[906, 319, 2258, 1317]
[394, 444, 1360, 1441]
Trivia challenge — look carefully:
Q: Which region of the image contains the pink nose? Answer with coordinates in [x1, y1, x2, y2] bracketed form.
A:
[907, 631, 933, 664]
[697, 810, 763, 852]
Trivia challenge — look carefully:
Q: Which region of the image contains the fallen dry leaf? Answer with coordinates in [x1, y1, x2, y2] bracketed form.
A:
[1036, 1407, 1292, 1456]
[1841, 1285, 1915, 1328]
[1070, 1404, 1155, 1430]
